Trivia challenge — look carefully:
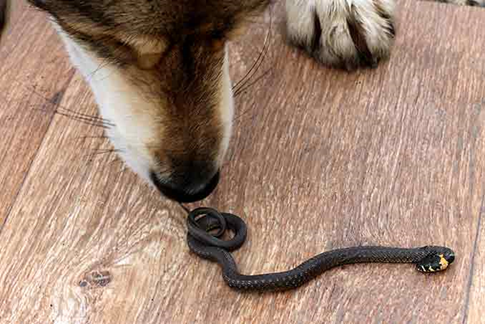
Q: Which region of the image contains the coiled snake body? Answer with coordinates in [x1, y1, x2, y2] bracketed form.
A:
[186, 208, 455, 291]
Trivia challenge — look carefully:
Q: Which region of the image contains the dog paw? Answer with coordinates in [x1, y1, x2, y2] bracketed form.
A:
[435, 0, 485, 6]
[285, 0, 396, 70]
[467, 0, 485, 6]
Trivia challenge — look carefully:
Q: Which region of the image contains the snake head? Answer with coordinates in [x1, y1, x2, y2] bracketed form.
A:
[416, 249, 455, 273]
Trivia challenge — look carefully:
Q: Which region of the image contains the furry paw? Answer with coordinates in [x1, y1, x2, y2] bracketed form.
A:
[443, 0, 485, 6]
[285, 0, 396, 70]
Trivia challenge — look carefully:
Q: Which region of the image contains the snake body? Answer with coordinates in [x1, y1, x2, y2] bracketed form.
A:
[186, 208, 455, 292]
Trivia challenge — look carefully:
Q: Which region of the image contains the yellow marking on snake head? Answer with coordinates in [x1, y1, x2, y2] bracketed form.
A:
[439, 254, 449, 270]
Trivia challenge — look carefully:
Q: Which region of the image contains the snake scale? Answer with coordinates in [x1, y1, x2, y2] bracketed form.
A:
[186, 207, 455, 292]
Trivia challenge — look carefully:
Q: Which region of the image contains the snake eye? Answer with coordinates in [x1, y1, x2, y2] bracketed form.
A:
[444, 251, 455, 264]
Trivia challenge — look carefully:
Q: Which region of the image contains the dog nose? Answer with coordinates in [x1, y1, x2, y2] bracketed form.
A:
[150, 169, 220, 203]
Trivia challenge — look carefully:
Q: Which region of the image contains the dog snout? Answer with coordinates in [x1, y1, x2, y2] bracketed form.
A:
[150, 164, 220, 203]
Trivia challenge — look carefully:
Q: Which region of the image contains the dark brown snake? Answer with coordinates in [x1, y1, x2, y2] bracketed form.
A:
[186, 207, 455, 291]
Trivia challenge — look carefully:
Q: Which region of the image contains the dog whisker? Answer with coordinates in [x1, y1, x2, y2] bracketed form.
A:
[232, 8, 273, 95]
[53, 110, 113, 129]
[28, 86, 115, 129]
[76, 135, 110, 140]
[234, 68, 272, 98]
[86, 148, 123, 159]
[91, 148, 121, 154]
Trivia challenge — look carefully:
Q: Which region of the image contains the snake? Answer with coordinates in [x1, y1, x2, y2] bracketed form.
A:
[185, 207, 456, 292]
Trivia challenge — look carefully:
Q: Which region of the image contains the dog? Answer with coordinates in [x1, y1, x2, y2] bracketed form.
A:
[0, 0, 482, 203]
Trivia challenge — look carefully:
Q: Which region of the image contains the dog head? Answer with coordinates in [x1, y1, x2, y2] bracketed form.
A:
[3, 0, 270, 202]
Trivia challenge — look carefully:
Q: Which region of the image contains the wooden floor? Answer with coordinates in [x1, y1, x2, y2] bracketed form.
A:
[1, 1, 485, 323]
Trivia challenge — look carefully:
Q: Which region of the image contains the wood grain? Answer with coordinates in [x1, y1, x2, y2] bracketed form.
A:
[0, 1, 484, 324]
[466, 197, 485, 323]
[0, 3, 75, 226]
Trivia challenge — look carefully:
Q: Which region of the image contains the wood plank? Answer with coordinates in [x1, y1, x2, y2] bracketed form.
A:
[0, 72, 188, 323]
[466, 198, 485, 323]
[0, 1, 484, 323]
[0, 3, 75, 226]
[211, 2, 485, 323]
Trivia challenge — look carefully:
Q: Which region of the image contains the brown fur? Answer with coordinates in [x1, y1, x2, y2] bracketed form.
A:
[0, 0, 11, 44]
[0, 0, 479, 201]
[25, 0, 271, 184]
[28, 0, 271, 61]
